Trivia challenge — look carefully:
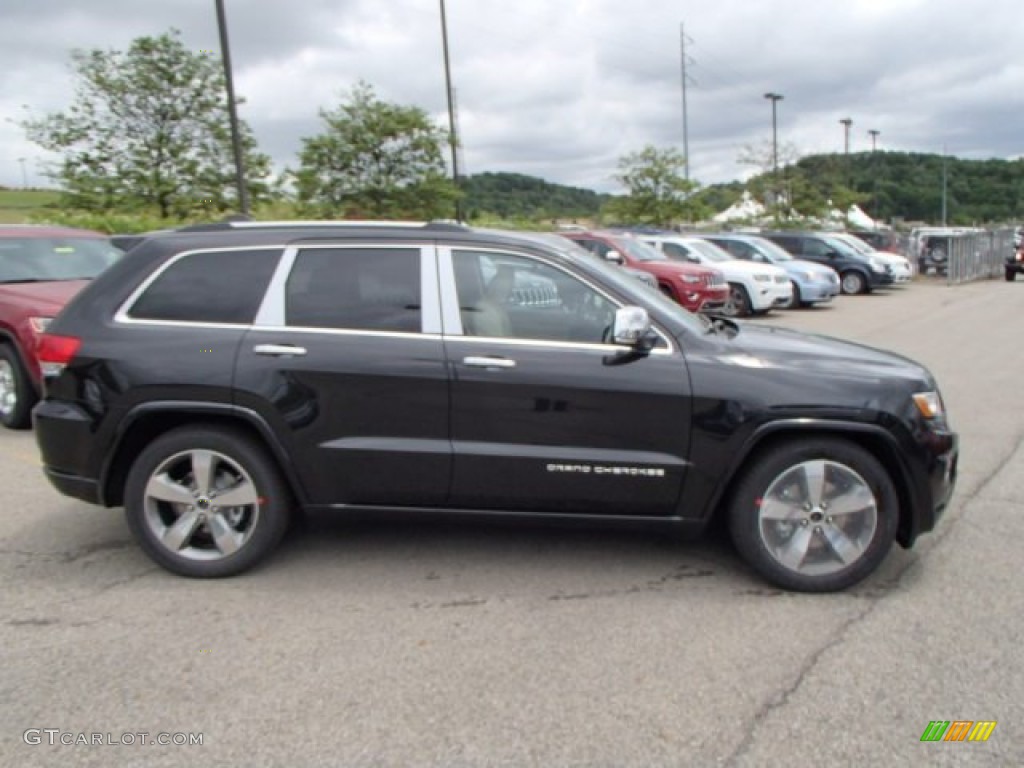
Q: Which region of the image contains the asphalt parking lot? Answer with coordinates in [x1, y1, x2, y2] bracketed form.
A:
[2, 279, 1022, 767]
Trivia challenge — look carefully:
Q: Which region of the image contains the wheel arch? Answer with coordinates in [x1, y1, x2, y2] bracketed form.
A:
[100, 403, 308, 509]
[705, 421, 920, 548]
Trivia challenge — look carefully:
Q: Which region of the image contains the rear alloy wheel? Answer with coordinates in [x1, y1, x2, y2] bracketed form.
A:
[723, 284, 752, 317]
[840, 270, 867, 295]
[0, 345, 36, 430]
[124, 427, 291, 577]
[728, 438, 898, 592]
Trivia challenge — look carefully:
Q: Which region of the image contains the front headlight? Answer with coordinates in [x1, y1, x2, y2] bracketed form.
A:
[869, 259, 886, 273]
[753, 274, 771, 282]
[680, 275, 702, 284]
[28, 317, 54, 334]
[912, 391, 944, 420]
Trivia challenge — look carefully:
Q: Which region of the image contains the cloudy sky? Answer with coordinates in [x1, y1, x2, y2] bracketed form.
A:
[1, 0, 1020, 193]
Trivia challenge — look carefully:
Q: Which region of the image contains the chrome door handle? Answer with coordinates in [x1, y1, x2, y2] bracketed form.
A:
[463, 356, 516, 369]
[253, 343, 307, 357]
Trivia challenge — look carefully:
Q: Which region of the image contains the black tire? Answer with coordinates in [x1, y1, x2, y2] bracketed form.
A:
[788, 282, 802, 308]
[724, 284, 752, 317]
[0, 344, 37, 430]
[839, 270, 867, 295]
[727, 438, 898, 592]
[1006, 269, 1016, 282]
[124, 426, 291, 578]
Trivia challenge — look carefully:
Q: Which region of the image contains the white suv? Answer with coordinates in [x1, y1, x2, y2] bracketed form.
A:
[640, 235, 792, 317]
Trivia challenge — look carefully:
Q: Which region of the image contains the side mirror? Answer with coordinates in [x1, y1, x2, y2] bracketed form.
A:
[604, 250, 624, 265]
[611, 306, 655, 350]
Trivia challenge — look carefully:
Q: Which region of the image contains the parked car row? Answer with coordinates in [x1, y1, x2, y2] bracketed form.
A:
[554, 228, 918, 318]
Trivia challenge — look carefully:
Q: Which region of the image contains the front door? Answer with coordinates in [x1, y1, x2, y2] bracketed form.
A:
[441, 246, 691, 516]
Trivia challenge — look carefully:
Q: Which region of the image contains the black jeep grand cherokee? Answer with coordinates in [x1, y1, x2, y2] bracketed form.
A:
[33, 221, 958, 592]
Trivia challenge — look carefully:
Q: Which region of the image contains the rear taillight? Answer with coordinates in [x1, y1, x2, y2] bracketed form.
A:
[37, 333, 81, 377]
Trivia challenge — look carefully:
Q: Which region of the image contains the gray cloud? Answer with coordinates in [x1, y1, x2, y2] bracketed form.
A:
[2, 0, 1020, 193]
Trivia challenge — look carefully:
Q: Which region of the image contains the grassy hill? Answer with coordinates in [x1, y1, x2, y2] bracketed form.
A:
[0, 188, 60, 224]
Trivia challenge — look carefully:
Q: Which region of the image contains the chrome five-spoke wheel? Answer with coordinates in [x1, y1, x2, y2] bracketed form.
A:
[125, 427, 290, 577]
[728, 438, 897, 592]
[143, 449, 261, 561]
[757, 460, 877, 577]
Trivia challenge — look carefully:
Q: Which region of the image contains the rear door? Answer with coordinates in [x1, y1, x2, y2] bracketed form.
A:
[234, 243, 451, 507]
[440, 245, 691, 516]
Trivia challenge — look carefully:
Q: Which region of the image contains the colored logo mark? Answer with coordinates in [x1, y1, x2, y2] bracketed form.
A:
[920, 720, 997, 742]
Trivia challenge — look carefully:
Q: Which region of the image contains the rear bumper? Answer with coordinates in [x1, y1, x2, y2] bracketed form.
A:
[43, 466, 101, 505]
[33, 398, 104, 505]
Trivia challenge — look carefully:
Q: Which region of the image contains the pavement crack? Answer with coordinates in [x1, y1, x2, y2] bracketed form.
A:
[724, 601, 874, 767]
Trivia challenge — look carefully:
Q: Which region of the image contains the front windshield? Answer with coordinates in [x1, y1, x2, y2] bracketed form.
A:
[821, 235, 864, 259]
[683, 239, 731, 262]
[0, 237, 121, 283]
[835, 234, 873, 254]
[616, 236, 667, 262]
[745, 236, 794, 262]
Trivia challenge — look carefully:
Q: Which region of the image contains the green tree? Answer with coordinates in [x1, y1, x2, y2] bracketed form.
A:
[294, 82, 458, 219]
[604, 145, 704, 226]
[23, 29, 270, 219]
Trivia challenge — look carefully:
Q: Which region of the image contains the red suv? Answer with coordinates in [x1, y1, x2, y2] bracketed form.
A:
[558, 231, 728, 313]
[0, 226, 121, 429]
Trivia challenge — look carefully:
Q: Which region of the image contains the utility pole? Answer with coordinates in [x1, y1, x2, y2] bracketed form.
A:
[439, 0, 462, 220]
[215, 0, 249, 216]
[941, 146, 948, 226]
[839, 118, 852, 154]
[764, 92, 783, 220]
[679, 23, 690, 181]
[868, 130, 880, 228]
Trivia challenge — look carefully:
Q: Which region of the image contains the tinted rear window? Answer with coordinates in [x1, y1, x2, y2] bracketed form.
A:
[285, 248, 421, 333]
[129, 249, 281, 324]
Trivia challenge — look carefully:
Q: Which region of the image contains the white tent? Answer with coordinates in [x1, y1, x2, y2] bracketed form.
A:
[846, 205, 877, 229]
[711, 191, 766, 223]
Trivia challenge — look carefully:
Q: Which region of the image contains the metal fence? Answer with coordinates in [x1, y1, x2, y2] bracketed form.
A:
[906, 229, 1015, 284]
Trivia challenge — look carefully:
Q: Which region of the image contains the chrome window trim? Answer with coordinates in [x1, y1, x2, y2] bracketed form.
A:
[436, 244, 675, 356]
[115, 245, 286, 326]
[248, 325, 442, 342]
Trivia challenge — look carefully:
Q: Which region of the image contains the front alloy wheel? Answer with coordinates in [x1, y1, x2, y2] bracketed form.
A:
[840, 271, 867, 295]
[124, 427, 290, 577]
[0, 346, 36, 430]
[723, 284, 752, 317]
[728, 438, 897, 592]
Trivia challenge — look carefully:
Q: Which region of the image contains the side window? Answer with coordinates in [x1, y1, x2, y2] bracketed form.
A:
[773, 237, 799, 255]
[724, 240, 754, 260]
[286, 248, 421, 333]
[129, 249, 280, 324]
[661, 242, 691, 261]
[452, 250, 617, 344]
[802, 239, 832, 258]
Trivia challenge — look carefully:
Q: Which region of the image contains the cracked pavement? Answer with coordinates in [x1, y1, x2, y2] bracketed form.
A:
[1, 279, 1021, 767]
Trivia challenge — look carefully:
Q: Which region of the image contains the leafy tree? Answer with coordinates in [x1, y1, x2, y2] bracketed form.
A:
[23, 29, 270, 219]
[294, 82, 458, 219]
[605, 145, 705, 226]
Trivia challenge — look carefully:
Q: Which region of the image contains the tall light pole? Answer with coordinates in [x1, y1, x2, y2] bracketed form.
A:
[215, 0, 249, 216]
[868, 130, 881, 228]
[764, 92, 783, 220]
[839, 118, 852, 154]
[439, 0, 461, 221]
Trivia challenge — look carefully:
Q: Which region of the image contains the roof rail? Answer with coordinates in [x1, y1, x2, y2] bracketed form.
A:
[176, 219, 470, 233]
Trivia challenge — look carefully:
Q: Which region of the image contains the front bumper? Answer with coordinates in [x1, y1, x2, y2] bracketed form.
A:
[902, 428, 958, 547]
[750, 281, 793, 311]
